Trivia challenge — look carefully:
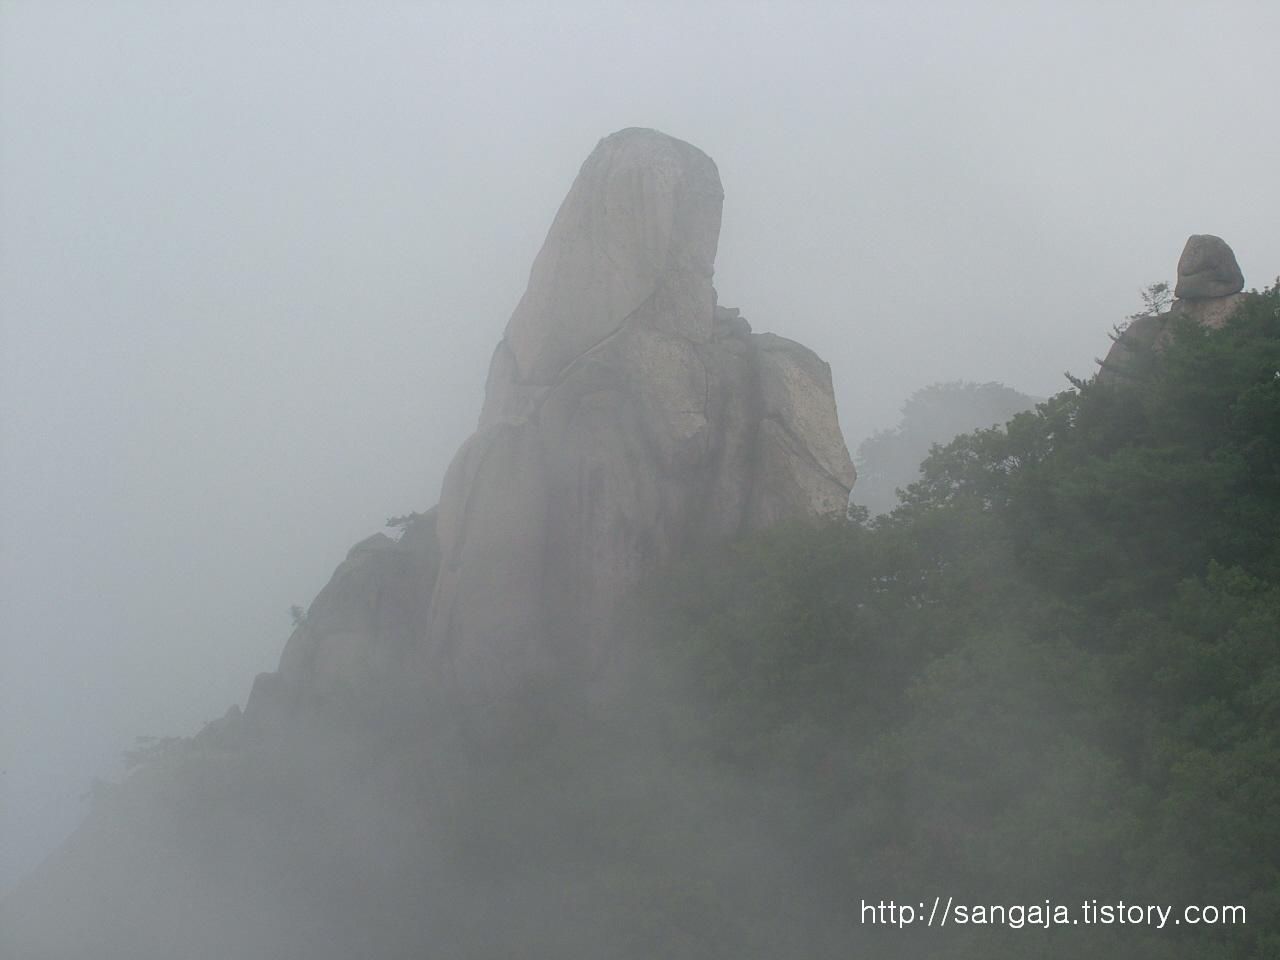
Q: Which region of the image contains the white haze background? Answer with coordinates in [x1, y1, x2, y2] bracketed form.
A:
[2, 1, 1278, 895]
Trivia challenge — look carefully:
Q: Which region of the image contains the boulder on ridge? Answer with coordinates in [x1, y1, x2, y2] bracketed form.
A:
[1174, 234, 1245, 300]
[1100, 234, 1248, 380]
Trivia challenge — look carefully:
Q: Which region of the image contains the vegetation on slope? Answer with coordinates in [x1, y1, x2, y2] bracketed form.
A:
[642, 283, 1280, 958]
[851, 380, 1039, 516]
[9, 287, 1279, 960]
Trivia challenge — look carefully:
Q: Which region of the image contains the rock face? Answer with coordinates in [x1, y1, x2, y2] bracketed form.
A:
[251, 129, 855, 720]
[272, 512, 440, 700]
[422, 128, 855, 711]
[1100, 234, 1247, 379]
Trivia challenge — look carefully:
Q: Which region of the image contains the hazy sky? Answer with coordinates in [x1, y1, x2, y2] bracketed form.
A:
[2, 1, 1278, 895]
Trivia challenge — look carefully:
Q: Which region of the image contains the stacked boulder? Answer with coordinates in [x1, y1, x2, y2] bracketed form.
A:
[1100, 234, 1246, 380]
[1170, 234, 1247, 327]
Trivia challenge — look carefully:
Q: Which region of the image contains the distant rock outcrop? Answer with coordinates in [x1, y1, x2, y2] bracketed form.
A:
[1100, 234, 1246, 379]
[1174, 234, 1245, 300]
[260, 128, 855, 718]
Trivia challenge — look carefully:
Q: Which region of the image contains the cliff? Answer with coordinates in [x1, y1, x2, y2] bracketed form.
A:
[266, 128, 855, 722]
[0, 129, 856, 959]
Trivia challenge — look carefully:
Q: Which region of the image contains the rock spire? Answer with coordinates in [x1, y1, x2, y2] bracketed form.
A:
[271, 128, 856, 717]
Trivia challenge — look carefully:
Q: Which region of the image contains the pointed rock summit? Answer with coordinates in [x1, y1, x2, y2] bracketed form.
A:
[421, 128, 855, 710]
[262, 129, 856, 721]
[500, 127, 723, 385]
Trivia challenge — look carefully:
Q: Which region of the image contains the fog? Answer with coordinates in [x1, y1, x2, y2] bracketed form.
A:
[2, 0, 1279, 898]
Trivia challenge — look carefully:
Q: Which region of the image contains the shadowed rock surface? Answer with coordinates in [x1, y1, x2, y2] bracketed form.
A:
[278, 512, 440, 699]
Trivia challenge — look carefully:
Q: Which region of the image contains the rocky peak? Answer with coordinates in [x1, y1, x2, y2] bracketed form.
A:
[1100, 234, 1247, 379]
[268, 129, 856, 722]
[501, 128, 722, 387]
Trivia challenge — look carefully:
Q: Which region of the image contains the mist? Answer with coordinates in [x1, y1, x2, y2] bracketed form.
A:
[3, 0, 1280, 909]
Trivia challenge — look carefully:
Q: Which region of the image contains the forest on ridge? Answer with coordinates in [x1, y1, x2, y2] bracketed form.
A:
[636, 281, 1280, 958]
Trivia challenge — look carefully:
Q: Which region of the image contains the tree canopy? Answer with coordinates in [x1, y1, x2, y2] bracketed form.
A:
[644, 283, 1280, 958]
[852, 381, 1039, 516]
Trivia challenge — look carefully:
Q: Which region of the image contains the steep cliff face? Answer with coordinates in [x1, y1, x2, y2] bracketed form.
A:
[0, 129, 858, 960]
[273, 128, 855, 714]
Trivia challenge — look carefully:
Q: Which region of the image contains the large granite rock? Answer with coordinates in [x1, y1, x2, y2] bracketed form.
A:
[424, 128, 855, 711]
[1100, 234, 1247, 380]
[274, 511, 439, 697]
[240, 510, 442, 726]
[247, 128, 855, 718]
[0, 131, 856, 957]
[1174, 234, 1244, 300]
